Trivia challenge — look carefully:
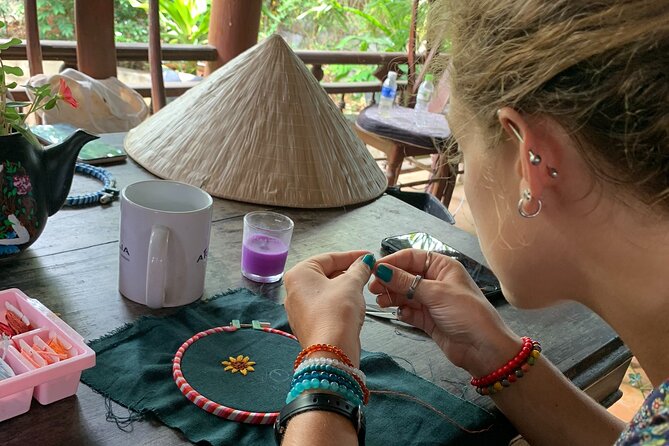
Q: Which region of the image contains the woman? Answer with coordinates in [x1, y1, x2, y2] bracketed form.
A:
[280, 1, 669, 444]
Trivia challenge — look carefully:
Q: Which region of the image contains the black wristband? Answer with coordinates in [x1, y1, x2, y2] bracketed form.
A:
[274, 392, 365, 445]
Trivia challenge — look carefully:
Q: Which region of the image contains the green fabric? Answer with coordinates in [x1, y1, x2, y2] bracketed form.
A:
[82, 288, 500, 445]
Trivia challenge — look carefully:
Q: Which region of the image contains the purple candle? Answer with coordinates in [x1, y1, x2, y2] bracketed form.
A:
[241, 211, 294, 283]
[242, 234, 289, 279]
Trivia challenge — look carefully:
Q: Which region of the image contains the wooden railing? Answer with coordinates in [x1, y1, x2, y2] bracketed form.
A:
[6, 41, 413, 108]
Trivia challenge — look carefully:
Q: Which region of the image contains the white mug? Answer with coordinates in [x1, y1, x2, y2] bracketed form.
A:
[119, 180, 213, 308]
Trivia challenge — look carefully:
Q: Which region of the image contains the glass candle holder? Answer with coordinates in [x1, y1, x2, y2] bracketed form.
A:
[241, 211, 294, 283]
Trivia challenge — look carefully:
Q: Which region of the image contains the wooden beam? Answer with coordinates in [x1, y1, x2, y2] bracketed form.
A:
[5, 41, 416, 67]
[206, 0, 262, 74]
[4, 40, 218, 63]
[12, 79, 408, 102]
[74, 0, 117, 79]
[23, 0, 43, 76]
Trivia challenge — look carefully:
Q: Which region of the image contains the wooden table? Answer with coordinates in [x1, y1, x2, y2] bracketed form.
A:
[0, 134, 631, 445]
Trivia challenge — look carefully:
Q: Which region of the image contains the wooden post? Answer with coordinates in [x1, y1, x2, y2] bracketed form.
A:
[74, 0, 117, 79]
[148, 0, 166, 112]
[206, 0, 262, 75]
[23, 0, 43, 76]
[406, 0, 419, 107]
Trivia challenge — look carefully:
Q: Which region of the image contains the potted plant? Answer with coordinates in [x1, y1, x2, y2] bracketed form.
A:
[1, 22, 97, 257]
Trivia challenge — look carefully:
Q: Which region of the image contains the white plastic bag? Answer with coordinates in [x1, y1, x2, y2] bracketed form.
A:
[27, 68, 149, 133]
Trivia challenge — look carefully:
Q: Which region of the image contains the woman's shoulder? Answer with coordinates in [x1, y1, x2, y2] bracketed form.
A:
[616, 378, 669, 445]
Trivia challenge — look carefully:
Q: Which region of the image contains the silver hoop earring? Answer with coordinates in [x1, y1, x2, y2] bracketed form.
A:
[518, 189, 542, 218]
[529, 150, 541, 166]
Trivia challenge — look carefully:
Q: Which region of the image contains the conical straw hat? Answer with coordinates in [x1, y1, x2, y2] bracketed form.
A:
[124, 34, 387, 208]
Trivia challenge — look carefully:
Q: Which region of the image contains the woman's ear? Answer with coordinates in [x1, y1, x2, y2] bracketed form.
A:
[496, 107, 561, 214]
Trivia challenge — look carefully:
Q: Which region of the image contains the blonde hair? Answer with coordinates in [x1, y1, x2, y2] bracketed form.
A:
[430, 0, 669, 209]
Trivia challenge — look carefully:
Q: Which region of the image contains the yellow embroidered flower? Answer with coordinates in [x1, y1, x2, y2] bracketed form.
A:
[221, 355, 256, 376]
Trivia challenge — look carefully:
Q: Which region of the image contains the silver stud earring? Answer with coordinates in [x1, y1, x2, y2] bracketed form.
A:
[529, 150, 541, 166]
[549, 168, 559, 178]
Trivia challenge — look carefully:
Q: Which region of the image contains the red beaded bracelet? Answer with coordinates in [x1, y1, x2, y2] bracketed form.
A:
[476, 338, 541, 395]
[293, 344, 355, 370]
[470, 337, 537, 387]
[473, 339, 542, 396]
[477, 346, 542, 395]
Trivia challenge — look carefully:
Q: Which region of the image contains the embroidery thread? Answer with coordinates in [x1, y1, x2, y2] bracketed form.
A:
[222, 354, 256, 376]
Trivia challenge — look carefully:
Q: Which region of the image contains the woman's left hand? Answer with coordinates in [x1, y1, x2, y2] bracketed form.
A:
[283, 251, 375, 367]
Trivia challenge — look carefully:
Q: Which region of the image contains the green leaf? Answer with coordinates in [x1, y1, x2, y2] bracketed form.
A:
[0, 21, 5, 29]
[3, 108, 21, 120]
[35, 84, 53, 95]
[44, 97, 59, 110]
[0, 38, 22, 51]
[2, 65, 24, 76]
[5, 101, 31, 108]
[5, 82, 17, 89]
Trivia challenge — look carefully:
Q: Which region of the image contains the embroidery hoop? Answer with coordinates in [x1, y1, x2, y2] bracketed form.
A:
[172, 320, 297, 424]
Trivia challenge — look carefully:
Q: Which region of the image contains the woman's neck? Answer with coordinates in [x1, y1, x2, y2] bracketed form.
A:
[575, 205, 669, 387]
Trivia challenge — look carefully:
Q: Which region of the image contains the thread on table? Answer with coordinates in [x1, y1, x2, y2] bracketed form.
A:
[105, 396, 144, 432]
[370, 389, 494, 434]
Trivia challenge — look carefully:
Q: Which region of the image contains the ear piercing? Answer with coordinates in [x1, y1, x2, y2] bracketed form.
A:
[518, 189, 542, 218]
[529, 150, 541, 166]
[505, 121, 560, 178]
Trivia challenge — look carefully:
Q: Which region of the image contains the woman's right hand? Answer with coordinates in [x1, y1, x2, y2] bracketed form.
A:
[369, 249, 522, 377]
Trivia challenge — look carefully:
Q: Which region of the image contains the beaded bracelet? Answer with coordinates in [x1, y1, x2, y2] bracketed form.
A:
[294, 344, 355, 370]
[287, 373, 363, 406]
[291, 368, 364, 402]
[474, 340, 542, 396]
[296, 363, 369, 405]
[470, 337, 534, 388]
[295, 357, 366, 385]
[293, 344, 369, 404]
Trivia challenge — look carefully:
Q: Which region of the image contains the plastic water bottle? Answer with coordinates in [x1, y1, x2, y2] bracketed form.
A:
[414, 74, 435, 127]
[378, 71, 398, 116]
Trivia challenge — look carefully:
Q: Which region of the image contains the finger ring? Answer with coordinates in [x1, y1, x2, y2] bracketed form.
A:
[423, 250, 433, 275]
[406, 274, 423, 300]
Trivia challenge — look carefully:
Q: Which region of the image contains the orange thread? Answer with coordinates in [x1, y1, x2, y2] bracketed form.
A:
[19, 349, 40, 368]
[32, 346, 67, 364]
[47, 337, 70, 357]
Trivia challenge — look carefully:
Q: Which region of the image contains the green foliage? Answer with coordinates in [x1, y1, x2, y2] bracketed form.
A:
[36, 0, 75, 40]
[129, 0, 210, 45]
[262, 0, 429, 83]
[114, 0, 149, 43]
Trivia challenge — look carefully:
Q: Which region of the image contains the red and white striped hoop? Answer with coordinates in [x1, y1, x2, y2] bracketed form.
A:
[172, 324, 297, 424]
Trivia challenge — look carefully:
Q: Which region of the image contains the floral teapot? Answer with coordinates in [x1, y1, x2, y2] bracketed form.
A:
[0, 130, 97, 257]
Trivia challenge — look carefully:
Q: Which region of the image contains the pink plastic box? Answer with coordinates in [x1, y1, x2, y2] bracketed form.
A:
[0, 288, 96, 421]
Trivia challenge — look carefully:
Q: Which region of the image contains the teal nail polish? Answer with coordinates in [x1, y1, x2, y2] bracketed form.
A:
[362, 253, 376, 269]
[375, 264, 393, 283]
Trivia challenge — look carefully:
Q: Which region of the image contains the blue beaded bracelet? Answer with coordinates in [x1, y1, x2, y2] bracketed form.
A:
[286, 377, 363, 407]
[290, 371, 363, 402]
[64, 163, 119, 206]
[296, 364, 363, 389]
[292, 366, 364, 399]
